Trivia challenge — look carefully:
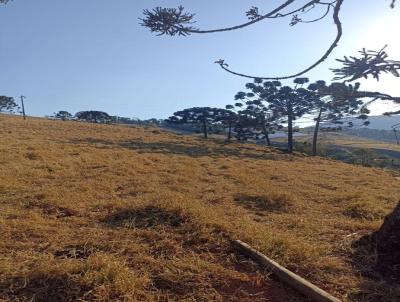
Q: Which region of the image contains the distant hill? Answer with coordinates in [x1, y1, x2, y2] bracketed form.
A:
[314, 115, 400, 131]
[338, 115, 400, 143]
[363, 115, 400, 130]
[303, 115, 400, 143]
[343, 128, 398, 143]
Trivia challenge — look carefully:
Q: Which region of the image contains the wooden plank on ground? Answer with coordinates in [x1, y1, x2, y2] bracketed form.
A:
[232, 240, 341, 302]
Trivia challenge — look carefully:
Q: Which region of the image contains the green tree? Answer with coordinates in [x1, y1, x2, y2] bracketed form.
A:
[54, 110, 73, 121]
[167, 107, 227, 139]
[231, 87, 278, 146]
[232, 113, 259, 142]
[214, 108, 238, 141]
[225, 106, 264, 143]
[331, 48, 400, 275]
[0, 96, 19, 114]
[235, 78, 317, 153]
[75, 111, 111, 123]
[308, 81, 370, 156]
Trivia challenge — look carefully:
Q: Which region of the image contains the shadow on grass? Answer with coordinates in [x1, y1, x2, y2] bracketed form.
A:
[102, 206, 227, 260]
[54, 244, 96, 260]
[103, 206, 190, 229]
[68, 137, 287, 160]
[233, 194, 290, 214]
[0, 272, 93, 302]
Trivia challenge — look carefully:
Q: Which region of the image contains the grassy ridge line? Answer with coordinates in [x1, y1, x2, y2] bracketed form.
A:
[0, 116, 399, 301]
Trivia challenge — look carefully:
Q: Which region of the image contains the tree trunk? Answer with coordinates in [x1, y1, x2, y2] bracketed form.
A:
[227, 123, 232, 141]
[265, 132, 271, 146]
[202, 118, 208, 139]
[287, 102, 294, 153]
[376, 201, 400, 278]
[312, 108, 323, 156]
[262, 124, 271, 146]
[260, 114, 271, 146]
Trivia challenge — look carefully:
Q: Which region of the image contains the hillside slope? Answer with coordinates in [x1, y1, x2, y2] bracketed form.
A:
[1, 116, 400, 301]
[313, 132, 400, 153]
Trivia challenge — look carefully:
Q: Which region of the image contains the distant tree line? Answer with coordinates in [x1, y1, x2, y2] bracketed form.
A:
[2, 81, 372, 156]
[166, 77, 370, 154]
[50, 110, 163, 126]
[50, 110, 111, 123]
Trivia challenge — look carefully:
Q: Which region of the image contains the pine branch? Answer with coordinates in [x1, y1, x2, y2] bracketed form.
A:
[215, 0, 344, 80]
[140, 6, 197, 36]
[332, 46, 400, 81]
[141, 0, 299, 35]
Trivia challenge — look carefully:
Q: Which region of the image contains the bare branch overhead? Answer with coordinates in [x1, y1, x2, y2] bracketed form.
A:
[141, 1, 398, 80]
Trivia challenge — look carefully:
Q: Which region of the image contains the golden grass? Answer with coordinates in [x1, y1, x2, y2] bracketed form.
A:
[300, 131, 400, 153]
[1, 115, 400, 301]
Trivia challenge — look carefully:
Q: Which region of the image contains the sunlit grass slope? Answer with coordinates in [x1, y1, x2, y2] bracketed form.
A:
[298, 131, 400, 153]
[1, 115, 399, 301]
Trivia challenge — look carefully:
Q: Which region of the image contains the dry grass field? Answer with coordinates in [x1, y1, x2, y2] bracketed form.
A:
[298, 131, 400, 153]
[1, 115, 400, 301]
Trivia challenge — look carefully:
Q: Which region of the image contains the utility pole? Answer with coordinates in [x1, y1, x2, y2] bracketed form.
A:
[395, 129, 399, 145]
[393, 123, 400, 145]
[20, 96, 26, 120]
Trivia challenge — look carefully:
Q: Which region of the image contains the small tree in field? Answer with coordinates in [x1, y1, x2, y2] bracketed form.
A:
[225, 105, 263, 142]
[269, 78, 317, 153]
[307, 81, 370, 156]
[230, 87, 278, 146]
[167, 107, 226, 139]
[231, 113, 255, 142]
[236, 78, 317, 153]
[0, 96, 19, 114]
[75, 111, 111, 123]
[54, 111, 73, 121]
[214, 108, 238, 141]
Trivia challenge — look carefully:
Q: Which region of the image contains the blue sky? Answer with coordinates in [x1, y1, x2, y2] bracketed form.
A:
[0, 0, 399, 119]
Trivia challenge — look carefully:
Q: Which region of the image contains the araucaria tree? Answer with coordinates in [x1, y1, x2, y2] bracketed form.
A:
[230, 87, 277, 145]
[307, 81, 370, 156]
[54, 110, 73, 121]
[0, 96, 19, 114]
[214, 108, 238, 141]
[235, 78, 317, 153]
[75, 111, 111, 123]
[334, 49, 400, 279]
[167, 107, 227, 139]
[268, 78, 317, 153]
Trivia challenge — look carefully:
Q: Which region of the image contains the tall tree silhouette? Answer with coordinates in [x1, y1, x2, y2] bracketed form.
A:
[75, 111, 111, 123]
[54, 111, 73, 121]
[215, 108, 238, 140]
[308, 81, 370, 155]
[167, 107, 227, 139]
[235, 78, 317, 153]
[0, 96, 19, 114]
[230, 87, 279, 146]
